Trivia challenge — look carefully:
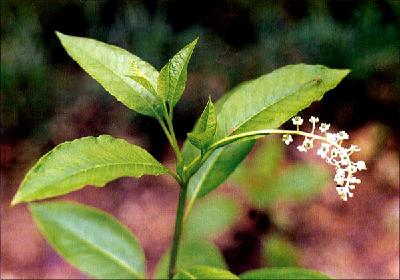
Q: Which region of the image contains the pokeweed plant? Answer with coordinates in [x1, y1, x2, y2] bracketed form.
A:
[11, 31, 366, 279]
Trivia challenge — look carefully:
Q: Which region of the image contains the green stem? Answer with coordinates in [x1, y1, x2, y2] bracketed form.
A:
[168, 182, 188, 279]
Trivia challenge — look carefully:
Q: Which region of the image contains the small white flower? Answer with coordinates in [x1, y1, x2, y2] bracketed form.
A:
[292, 116, 303, 126]
[355, 161, 367, 170]
[309, 116, 319, 124]
[349, 145, 360, 152]
[326, 133, 338, 143]
[319, 123, 330, 133]
[317, 143, 330, 159]
[337, 131, 349, 140]
[297, 145, 307, 152]
[282, 134, 293, 145]
[303, 138, 313, 149]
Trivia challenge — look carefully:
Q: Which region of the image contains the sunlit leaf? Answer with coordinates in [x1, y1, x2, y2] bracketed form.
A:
[158, 38, 198, 108]
[12, 135, 168, 204]
[187, 98, 217, 153]
[56, 31, 163, 119]
[30, 201, 146, 279]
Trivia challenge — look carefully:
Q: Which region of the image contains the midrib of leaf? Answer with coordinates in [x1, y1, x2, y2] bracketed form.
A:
[23, 161, 165, 192]
[50, 220, 142, 278]
[172, 53, 190, 104]
[177, 270, 196, 279]
[70, 42, 160, 118]
[188, 150, 221, 199]
[220, 79, 316, 138]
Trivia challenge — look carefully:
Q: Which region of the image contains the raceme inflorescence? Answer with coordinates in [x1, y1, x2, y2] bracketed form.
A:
[282, 116, 367, 201]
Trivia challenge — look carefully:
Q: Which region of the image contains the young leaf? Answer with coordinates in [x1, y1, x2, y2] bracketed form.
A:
[174, 266, 239, 279]
[12, 135, 168, 205]
[30, 201, 146, 279]
[184, 195, 241, 240]
[240, 267, 332, 279]
[153, 240, 226, 279]
[215, 64, 350, 140]
[157, 38, 198, 108]
[187, 98, 217, 152]
[126, 62, 158, 96]
[56, 31, 163, 119]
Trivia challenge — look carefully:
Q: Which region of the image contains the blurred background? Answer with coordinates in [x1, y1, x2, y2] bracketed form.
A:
[1, 0, 399, 279]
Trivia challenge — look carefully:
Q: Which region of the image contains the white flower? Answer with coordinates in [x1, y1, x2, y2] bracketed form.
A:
[282, 134, 293, 145]
[337, 131, 349, 140]
[309, 116, 319, 124]
[317, 143, 330, 159]
[326, 133, 338, 143]
[292, 116, 303, 126]
[297, 145, 307, 152]
[288, 115, 366, 201]
[319, 123, 330, 133]
[355, 161, 367, 170]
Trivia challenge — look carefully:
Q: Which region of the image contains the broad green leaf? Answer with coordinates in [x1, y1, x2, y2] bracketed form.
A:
[126, 62, 158, 96]
[262, 164, 330, 205]
[240, 267, 332, 279]
[174, 266, 239, 279]
[153, 240, 226, 279]
[182, 64, 348, 205]
[263, 234, 299, 267]
[158, 38, 198, 108]
[56, 31, 163, 119]
[12, 135, 168, 205]
[215, 64, 349, 140]
[30, 201, 145, 279]
[187, 98, 217, 152]
[184, 195, 241, 240]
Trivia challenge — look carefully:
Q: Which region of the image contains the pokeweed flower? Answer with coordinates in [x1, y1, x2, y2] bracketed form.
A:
[292, 116, 304, 126]
[282, 134, 293, 145]
[282, 116, 366, 201]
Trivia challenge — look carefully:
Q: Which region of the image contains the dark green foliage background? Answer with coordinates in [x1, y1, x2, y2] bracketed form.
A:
[1, 0, 398, 151]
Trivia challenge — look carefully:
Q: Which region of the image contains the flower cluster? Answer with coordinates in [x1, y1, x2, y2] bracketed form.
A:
[282, 116, 366, 201]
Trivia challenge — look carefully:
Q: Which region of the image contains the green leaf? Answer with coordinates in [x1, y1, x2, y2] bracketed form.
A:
[263, 164, 330, 205]
[215, 64, 350, 140]
[30, 201, 145, 279]
[174, 266, 239, 279]
[184, 195, 241, 240]
[153, 240, 226, 279]
[12, 135, 168, 205]
[263, 234, 299, 267]
[187, 140, 255, 199]
[56, 31, 163, 119]
[158, 38, 198, 108]
[187, 98, 217, 152]
[126, 61, 158, 97]
[182, 64, 347, 206]
[240, 267, 332, 279]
